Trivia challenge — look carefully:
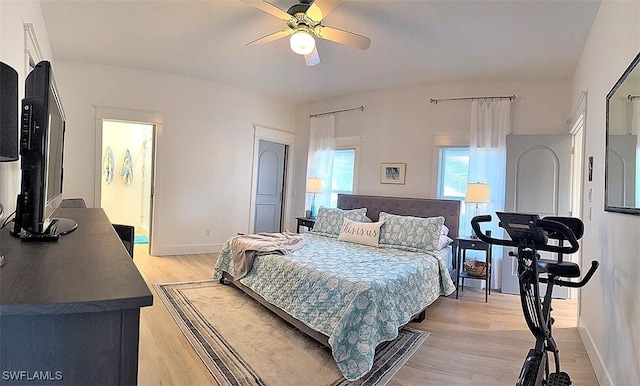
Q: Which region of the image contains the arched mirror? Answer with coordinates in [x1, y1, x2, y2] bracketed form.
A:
[605, 52, 640, 215]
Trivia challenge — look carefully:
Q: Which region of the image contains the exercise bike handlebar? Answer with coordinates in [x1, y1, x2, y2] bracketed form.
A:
[546, 260, 600, 288]
[471, 215, 580, 254]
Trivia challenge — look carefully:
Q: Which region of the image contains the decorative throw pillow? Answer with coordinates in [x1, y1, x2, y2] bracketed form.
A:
[311, 207, 368, 237]
[337, 218, 384, 247]
[378, 212, 445, 251]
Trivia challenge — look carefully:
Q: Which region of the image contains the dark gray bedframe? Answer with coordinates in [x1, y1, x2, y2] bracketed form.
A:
[221, 194, 461, 347]
[337, 194, 460, 239]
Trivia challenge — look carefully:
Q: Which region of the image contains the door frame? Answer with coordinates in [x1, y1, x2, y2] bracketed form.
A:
[249, 126, 295, 234]
[568, 91, 587, 300]
[94, 106, 163, 255]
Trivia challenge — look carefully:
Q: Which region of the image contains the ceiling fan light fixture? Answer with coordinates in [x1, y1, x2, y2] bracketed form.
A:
[290, 30, 315, 55]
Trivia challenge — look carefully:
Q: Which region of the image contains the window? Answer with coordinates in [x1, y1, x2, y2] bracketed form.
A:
[329, 149, 356, 207]
[437, 147, 469, 200]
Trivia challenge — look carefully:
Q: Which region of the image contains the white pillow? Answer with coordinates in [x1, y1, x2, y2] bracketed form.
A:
[337, 218, 384, 247]
[438, 235, 454, 249]
[441, 224, 450, 236]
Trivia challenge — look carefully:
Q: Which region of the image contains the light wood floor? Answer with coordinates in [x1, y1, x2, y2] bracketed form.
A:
[133, 244, 599, 385]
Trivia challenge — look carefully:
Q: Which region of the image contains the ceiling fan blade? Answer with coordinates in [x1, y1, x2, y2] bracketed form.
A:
[304, 46, 320, 66]
[306, 0, 341, 22]
[245, 29, 291, 46]
[315, 25, 371, 50]
[240, 0, 293, 21]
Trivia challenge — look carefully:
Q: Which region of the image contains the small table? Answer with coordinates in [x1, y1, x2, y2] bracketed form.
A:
[296, 217, 316, 233]
[454, 236, 492, 302]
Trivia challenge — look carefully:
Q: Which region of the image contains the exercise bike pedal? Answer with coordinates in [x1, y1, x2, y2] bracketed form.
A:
[547, 371, 571, 386]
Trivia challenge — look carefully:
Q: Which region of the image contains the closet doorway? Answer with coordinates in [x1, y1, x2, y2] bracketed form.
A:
[100, 120, 155, 251]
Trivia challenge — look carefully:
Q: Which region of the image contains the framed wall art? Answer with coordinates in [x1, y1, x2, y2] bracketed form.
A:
[380, 163, 406, 184]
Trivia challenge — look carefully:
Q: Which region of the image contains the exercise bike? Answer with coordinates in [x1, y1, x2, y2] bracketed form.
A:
[471, 212, 599, 386]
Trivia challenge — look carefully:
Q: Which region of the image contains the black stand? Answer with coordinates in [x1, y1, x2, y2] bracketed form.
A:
[11, 217, 78, 241]
[49, 217, 79, 235]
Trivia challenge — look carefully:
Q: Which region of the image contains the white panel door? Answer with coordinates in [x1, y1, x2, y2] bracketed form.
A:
[253, 140, 286, 233]
[502, 134, 571, 296]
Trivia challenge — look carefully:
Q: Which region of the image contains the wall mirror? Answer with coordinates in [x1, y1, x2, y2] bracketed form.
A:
[605, 52, 640, 215]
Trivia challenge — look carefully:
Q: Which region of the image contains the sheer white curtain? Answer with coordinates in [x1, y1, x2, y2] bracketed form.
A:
[467, 99, 511, 288]
[307, 115, 335, 210]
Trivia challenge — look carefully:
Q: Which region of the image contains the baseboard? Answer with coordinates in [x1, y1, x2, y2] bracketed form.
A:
[578, 317, 613, 386]
[150, 242, 224, 256]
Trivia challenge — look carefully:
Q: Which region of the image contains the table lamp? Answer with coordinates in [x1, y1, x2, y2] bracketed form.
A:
[466, 182, 490, 237]
[306, 178, 324, 219]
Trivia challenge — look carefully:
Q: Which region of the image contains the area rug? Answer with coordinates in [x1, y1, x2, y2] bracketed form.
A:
[155, 280, 429, 386]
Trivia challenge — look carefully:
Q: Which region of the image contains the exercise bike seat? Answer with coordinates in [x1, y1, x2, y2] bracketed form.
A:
[537, 259, 581, 278]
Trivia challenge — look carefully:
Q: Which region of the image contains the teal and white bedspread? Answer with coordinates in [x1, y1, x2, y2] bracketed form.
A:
[212, 233, 455, 381]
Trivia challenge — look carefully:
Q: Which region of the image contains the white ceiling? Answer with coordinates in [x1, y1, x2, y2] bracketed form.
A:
[39, 0, 601, 104]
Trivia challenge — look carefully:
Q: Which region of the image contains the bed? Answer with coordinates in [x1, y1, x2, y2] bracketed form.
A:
[212, 194, 460, 381]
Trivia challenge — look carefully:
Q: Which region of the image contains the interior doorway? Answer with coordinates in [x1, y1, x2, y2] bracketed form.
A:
[254, 139, 286, 233]
[249, 126, 295, 234]
[100, 120, 154, 248]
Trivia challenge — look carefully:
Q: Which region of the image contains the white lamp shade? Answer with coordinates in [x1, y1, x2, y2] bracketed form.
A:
[465, 183, 490, 203]
[306, 178, 324, 194]
[290, 30, 316, 55]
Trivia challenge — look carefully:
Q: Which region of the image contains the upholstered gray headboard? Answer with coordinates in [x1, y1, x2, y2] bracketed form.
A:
[337, 194, 461, 239]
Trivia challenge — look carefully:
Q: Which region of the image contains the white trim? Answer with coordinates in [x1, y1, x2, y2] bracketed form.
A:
[567, 92, 587, 301]
[151, 242, 226, 256]
[95, 105, 164, 123]
[568, 91, 588, 125]
[578, 318, 613, 386]
[24, 23, 43, 73]
[335, 136, 362, 148]
[433, 132, 469, 147]
[250, 126, 296, 233]
[94, 105, 164, 255]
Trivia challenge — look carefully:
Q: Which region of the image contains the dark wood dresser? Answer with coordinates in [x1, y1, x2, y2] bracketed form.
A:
[0, 208, 153, 385]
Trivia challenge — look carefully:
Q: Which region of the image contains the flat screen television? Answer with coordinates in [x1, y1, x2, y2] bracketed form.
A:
[12, 60, 76, 240]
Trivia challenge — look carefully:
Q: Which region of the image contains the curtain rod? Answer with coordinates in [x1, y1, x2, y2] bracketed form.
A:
[429, 95, 516, 104]
[628, 94, 640, 101]
[310, 105, 364, 118]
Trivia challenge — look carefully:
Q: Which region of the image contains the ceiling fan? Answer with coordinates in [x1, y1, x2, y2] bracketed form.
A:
[241, 0, 371, 66]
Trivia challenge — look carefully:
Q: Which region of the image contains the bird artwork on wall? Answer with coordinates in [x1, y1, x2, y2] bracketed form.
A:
[103, 147, 114, 185]
[121, 149, 133, 186]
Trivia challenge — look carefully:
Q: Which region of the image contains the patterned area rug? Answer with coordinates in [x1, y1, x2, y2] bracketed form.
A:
[155, 280, 428, 386]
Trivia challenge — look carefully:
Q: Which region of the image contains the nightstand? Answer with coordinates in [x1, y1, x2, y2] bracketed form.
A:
[454, 236, 492, 302]
[295, 217, 316, 233]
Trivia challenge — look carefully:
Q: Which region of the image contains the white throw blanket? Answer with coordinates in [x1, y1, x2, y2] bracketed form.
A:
[230, 232, 305, 280]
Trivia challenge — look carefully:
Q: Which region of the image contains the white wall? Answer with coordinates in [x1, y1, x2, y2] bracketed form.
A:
[292, 79, 572, 233]
[571, 1, 640, 384]
[0, 1, 53, 220]
[54, 62, 296, 255]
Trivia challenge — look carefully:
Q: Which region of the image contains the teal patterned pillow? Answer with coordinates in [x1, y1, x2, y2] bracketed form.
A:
[378, 212, 445, 251]
[311, 207, 367, 237]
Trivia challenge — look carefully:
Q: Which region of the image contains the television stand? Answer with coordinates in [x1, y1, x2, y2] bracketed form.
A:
[1, 208, 153, 384]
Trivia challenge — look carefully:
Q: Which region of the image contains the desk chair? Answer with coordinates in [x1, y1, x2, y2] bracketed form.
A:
[60, 198, 87, 208]
[112, 224, 135, 258]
